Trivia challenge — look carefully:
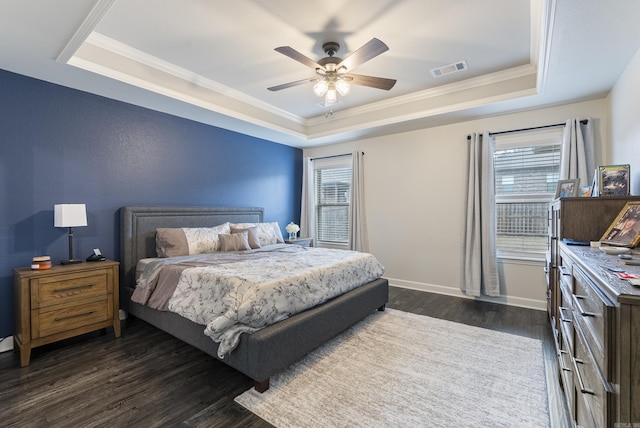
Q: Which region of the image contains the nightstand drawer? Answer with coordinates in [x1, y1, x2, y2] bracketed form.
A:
[33, 271, 110, 309]
[33, 296, 112, 339]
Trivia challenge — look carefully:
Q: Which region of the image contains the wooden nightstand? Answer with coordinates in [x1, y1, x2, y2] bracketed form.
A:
[284, 237, 314, 247]
[13, 260, 120, 367]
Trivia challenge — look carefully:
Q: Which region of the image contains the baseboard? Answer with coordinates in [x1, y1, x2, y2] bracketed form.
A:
[0, 336, 14, 353]
[387, 278, 547, 311]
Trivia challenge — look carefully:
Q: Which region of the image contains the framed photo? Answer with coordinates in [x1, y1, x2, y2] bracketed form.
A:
[578, 186, 592, 197]
[599, 164, 630, 196]
[600, 202, 640, 247]
[555, 179, 580, 198]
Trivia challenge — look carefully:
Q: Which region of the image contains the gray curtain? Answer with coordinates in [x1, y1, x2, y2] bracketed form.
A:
[462, 132, 500, 297]
[300, 157, 316, 241]
[349, 151, 369, 252]
[559, 118, 595, 185]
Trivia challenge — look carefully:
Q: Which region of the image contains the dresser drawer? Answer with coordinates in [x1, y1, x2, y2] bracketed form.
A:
[574, 324, 608, 428]
[576, 392, 597, 428]
[572, 266, 607, 360]
[559, 282, 574, 353]
[559, 339, 575, 419]
[32, 271, 110, 309]
[32, 296, 112, 339]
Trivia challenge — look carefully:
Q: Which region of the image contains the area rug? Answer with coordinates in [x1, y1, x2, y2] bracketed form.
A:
[235, 309, 549, 427]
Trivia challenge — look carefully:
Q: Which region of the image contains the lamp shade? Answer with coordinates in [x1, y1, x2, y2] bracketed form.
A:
[313, 79, 328, 97]
[54, 204, 87, 228]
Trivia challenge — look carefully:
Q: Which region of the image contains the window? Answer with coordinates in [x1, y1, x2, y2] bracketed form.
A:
[494, 128, 563, 258]
[313, 156, 352, 247]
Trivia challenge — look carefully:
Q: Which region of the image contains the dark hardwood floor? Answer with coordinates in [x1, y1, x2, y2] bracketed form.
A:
[0, 287, 569, 427]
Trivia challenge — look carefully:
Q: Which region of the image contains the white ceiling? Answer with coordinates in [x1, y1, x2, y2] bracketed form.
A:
[1, 0, 639, 148]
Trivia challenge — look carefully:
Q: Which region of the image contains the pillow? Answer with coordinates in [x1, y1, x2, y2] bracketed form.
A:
[219, 232, 251, 252]
[156, 228, 189, 258]
[156, 222, 230, 257]
[230, 226, 261, 249]
[230, 222, 284, 246]
[269, 222, 285, 244]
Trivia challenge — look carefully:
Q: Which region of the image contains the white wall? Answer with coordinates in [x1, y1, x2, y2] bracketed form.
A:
[304, 99, 608, 310]
[608, 46, 640, 196]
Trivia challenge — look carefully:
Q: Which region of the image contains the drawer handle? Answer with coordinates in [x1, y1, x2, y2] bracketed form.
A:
[559, 265, 571, 276]
[53, 283, 95, 293]
[572, 294, 596, 317]
[559, 350, 572, 372]
[573, 358, 595, 395]
[55, 310, 95, 322]
[558, 307, 572, 323]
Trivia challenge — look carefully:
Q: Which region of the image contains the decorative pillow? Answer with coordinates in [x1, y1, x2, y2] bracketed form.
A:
[156, 222, 230, 257]
[230, 222, 284, 246]
[230, 226, 261, 249]
[219, 232, 251, 252]
[156, 228, 189, 258]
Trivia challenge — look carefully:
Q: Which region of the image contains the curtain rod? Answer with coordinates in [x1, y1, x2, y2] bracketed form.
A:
[488, 119, 588, 137]
[311, 152, 362, 161]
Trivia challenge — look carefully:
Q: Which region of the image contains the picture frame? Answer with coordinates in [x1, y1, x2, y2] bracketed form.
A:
[598, 164, 630, 196]
[578, 185, 592, 197]
[555, 179, 580, 198]
[600, 202, 640, 247]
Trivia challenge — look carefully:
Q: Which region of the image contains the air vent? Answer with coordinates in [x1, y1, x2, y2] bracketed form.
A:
[431, 60, 468, 78]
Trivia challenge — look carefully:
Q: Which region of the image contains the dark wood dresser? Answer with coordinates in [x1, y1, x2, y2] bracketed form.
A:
[556, 243, 640, 427]
[547, 197, 640, 427]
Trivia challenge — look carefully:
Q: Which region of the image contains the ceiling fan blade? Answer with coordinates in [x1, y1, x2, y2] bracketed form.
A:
[337, 38, 389, 71]
[268, 77, 318, 92]
[274, 46, 323, 70]
[345, 73, 396, 90]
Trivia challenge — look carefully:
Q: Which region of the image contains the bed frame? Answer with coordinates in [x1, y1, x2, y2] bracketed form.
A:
[119, 205, 389, 392]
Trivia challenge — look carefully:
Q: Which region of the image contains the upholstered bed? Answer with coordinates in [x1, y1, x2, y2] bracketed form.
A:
[119, 205, 389, 392]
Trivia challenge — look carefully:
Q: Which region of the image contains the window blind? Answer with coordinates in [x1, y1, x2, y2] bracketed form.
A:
[314, 164, 351, 244]
[494, 129, 562, 256]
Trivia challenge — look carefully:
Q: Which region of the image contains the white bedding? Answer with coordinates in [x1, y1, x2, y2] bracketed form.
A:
[133, 244, 384, 357]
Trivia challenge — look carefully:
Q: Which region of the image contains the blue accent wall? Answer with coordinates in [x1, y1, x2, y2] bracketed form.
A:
[0, 69, 302, 338]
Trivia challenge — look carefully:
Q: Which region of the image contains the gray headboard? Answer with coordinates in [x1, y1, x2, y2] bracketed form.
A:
[119, 206, 263, 289]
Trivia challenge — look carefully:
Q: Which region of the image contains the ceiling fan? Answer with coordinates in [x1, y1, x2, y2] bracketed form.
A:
[268, 38, 396, 105]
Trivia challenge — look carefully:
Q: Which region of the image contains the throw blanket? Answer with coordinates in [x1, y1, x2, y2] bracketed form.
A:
[132, 245, 384, 357]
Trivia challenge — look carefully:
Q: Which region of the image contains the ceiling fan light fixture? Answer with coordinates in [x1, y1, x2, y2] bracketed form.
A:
[270, 38, 396, 106]
[313, 79, 328, 97]
[325, 87, 338, 104]
[336, 79, 351, 96]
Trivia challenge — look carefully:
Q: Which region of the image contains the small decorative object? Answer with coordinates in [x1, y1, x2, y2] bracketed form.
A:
[599, 246, 631, 255]
[54, 203, 88, 264]
[578, 186, 592, 197]
[600, 202, 640, 247]
[598, 164, 630, 196]
[285, 222, 300, 240]
[555, 179, 580, 198]
[31, 255, 52, 270]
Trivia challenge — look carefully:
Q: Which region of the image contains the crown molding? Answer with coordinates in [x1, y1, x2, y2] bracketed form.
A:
[55, 0, 547, 144]
[532, 0, 556, 93]
[80, 32, 305, 126]
[56, 0, 116, 64]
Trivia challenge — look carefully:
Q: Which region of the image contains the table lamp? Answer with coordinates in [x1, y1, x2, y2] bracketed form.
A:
[54, 203, 87, 264]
